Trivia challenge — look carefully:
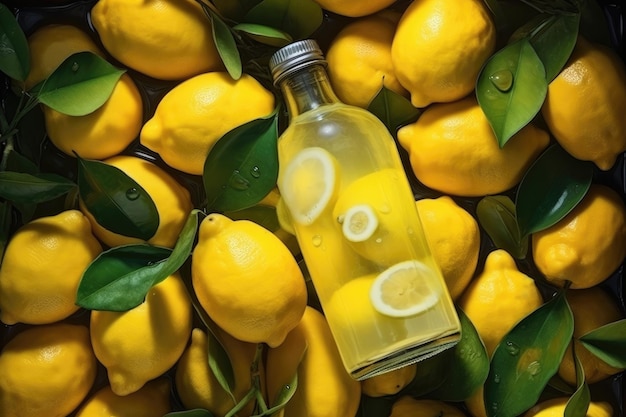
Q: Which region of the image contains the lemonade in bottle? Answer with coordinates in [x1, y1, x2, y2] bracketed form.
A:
[269, 40, 461, 380]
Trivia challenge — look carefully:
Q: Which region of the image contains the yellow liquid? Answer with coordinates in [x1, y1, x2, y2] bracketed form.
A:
[277, 103, 461, 379]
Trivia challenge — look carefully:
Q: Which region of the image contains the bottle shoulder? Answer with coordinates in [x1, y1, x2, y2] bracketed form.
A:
[287, 102, 387, 130]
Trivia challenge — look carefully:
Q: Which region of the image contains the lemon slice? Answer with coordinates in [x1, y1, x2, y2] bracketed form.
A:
[341, 204, 379, 242]
[370, 260, 441, 317]
[279, 147, 339, 226]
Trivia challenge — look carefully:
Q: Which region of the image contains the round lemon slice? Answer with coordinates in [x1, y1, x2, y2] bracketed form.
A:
[341, 204, 379, 242]
[279, 147, 340, 226]
[370, 260, 441, 317]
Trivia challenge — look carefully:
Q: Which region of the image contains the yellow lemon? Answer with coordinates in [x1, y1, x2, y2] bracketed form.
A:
[361, 363, 417, 397]
[326, 11, 408, 108]
[391, 0, 496, 107]
[75, 378, 172, 417]
[558, 287, 624, 385]
[80, 154, 194, 249]
[397, 95, 550, 197]
[0, 323, 97, 417]
[90, 273, 192, 396]
[416, 196, 480, 300]
[311, 0, 398, 18]
[532, 184, 626, 289]
[458, 249, 543, 356]
[24, 23, 103, 89]
[191, 213, 307, 348]
[140, 72, 275, 175]
[542, 36, 626, 170]
[0, 209, 102, 325]
[389, 395, 467, 417]
[265, 306, 362, 417]
[524, 397, 613, 417]
[44, 73, 144, 160]
[174, 327, 258, 417]
[91, 0, 223, 80]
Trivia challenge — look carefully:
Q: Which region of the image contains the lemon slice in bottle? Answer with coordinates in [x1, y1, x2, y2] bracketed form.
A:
[279, 147, 340, 226]
[370, 260, 441, 317]
[341, 204, 379, 242]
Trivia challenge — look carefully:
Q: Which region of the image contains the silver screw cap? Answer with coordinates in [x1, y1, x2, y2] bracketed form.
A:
[269, 39, 327, 85]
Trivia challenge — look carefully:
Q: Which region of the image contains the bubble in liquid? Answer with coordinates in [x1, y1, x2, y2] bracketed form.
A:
[126, 188, 140, 200]
[312, 235, 322, 247]
[489, 69, 514, 92]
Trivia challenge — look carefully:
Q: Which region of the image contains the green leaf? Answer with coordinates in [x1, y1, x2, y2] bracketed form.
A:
[476, 39, 547, 147]
[76, 244, 172, 311]
[264, 373, 299, 415]
[233, 23, 292, 47]
[476, 195, 528, 260]
[515, 144, 593, 238]
[485, 291, 574, 417]
[564, 348, 590, 417]
[403, 351, 448, 396]
[37, 51, 125, 116]
[204, 111, 279, 213]
[579, 0, 613, 47]
[200, 3, 243, 80]
[76, 209, 201, 311]
[165, 410, 216, 417]
[367, 85, 420, 134]
[579, 319, 626, 368]
[0, 172, 76, 204]
[207, 329, 237, 402]
[0, 201, 13, 263]
[0, 4, 30, 81]
[225, 204, 280, 232]
[77, 156, 159, 241]
[243, 0, 323, 40]
[430, 308, 490, 402]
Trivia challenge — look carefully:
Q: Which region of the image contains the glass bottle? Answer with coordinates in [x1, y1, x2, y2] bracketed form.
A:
[269, 39, 461, 380]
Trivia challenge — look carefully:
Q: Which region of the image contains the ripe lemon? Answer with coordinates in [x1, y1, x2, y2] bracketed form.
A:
[558, 287, 624, 385]
[311, 0, 397, 17]
[523, 397, 613, 417]
[265, 306, 362, 417]
[361, 363, 417, 397]
[74, 378, 172, 417]
[174, 327, 258, 417]
[416, 196, 480, 300]
[91, 0, 223, 80]
[140, 72, 275, 175]
[0, 209, 102, 325]
[326, 11, 408, 108]
[44, 73, 144, 160]
[532, 184, 626, 289]
[79, 154, 194, 249]
[458, 249, 543, 356]
[279, 146, 340, 226]
[90, 273, 192, 396]
[24, 23, 104, 89]
[389, 396, 466, 417]
[397, 95, 550, 197]
[191, 213, 307, 348]
[391, 0, 496, 108]
[332, 168, 426, 265]
[0, 323, 97, 417]
[542, 36, 626, 171]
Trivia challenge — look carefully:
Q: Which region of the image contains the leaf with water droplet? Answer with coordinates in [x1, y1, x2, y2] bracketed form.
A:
[198, 2, 242, 80]
[203, 109, 279, 213]
[76, 155, 159, 241]
[76, 209, 201, 311]
[485, 291, 573, 417]
[430, 308, 490, 402]
[515, 144, 593, 238]
[476, 38, 547, 147]
[579, 319, 626, 368]
[476, 195, 528, 259]
[367, 84, 420, 135]
[37, 51, 125, 116]
[242, 0, 323, 40]
[0, 4, 30, 81]
[564, 347, 590, 417]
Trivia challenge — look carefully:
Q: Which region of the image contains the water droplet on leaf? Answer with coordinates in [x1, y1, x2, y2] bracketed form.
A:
[228, 170, 250, 190]
[250, 166, 261, 178]
[71, 62, 79, 72]
[494, 374, 501, 383]
[126, 188, 140, 200]
[505, 341, 520, 356]
[527, 361, 542, 376]
[489, 69, 513, 92]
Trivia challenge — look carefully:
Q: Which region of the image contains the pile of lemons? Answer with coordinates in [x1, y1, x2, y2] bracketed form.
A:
[0, 0, 625, 416]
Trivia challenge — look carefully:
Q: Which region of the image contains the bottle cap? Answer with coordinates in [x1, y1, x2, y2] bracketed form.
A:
[269, 39, 327, 86]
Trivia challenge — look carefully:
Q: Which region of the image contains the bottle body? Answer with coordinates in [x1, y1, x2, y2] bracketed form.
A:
[277, 101, 461, 379]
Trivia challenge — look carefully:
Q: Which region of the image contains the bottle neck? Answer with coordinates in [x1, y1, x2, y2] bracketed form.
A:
[277, 64, 340, 118]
